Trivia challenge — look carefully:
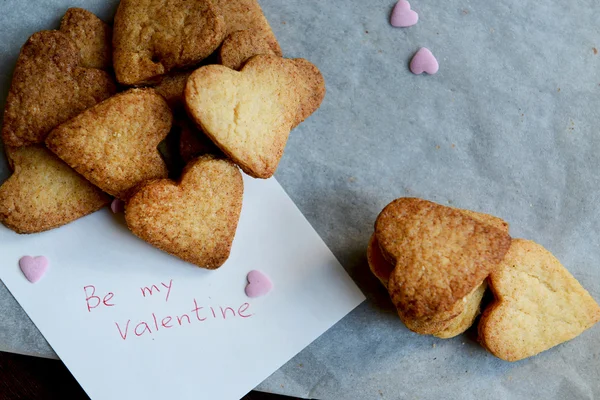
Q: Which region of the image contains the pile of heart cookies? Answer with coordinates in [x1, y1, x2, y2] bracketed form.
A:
[369, 198, 600, 361]
[0, 1, 325, 269]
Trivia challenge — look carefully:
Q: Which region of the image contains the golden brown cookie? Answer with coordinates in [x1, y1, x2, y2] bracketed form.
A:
[185, 55, 298, 178]
[370, 203, 510, 337]
[59, 8, 112, 70]
[113, 0, 225, 85]
[215, 0, 281, 55]
[376, 198, 512, 321]
[479, 239, 600, 361]
[1, 30, 116, 147]
[0, 146, 110, 234]
[46, 88, 172, 199]
[219, 29, 277, 70]
[125, 156, 243, 269]
[185, 55, 324, 178]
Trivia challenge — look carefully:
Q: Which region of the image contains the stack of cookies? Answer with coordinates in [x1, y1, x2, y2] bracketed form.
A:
[369, 198, 600, 361]
[0, 1, 325, 270]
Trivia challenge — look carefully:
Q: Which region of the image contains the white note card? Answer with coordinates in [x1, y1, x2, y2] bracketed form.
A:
[0, 175, 365, 400]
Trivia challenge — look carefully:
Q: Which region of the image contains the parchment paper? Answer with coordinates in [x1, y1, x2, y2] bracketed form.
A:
[1, 0, 599, 399]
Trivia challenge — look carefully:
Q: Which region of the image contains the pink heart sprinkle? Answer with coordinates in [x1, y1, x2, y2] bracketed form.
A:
[19, 256, 49, 284]
[391, 0, 419, 28]
[111, 199, 125, 213]
[245, 270, 273, 298]
[410, 47, 439, 75]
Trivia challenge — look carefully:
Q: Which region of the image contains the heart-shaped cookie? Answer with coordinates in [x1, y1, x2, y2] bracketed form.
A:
[46, 89, 172, 199]
[59, 8, 112, 70]
[113, 0, 226, 85]
[0, 146, 110, 233]
[371, 201, 511, 335]
[125, 156, 243, 269]
[376, 198, 511, 320]
[185, 55, 325, 178]
[19, 256, 49, 283]
[479, 239, 600, 361]
[1, 31, 116, 147]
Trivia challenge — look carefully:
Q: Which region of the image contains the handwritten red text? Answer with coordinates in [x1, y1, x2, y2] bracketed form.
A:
[84, 285, 115, 312]
[114, 300, 253, 340]
[140, 279, 173, 302]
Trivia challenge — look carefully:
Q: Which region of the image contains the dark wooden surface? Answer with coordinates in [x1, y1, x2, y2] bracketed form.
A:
[0, 351, 302, 400]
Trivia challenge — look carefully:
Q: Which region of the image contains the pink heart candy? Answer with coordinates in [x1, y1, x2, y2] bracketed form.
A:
[19, 256, 49, 283]
[111, 199, 125, 213]
[245, 270, 273, 298]
[391, 0, 419, 28]
[410, 47, 439, 75]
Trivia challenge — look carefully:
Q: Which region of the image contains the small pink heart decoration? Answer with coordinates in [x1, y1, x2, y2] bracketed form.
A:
[245, 270, 273, 298]
[19, 256, 49, 283]
[111, 199, 125, 213]
[410, 47, 439, 75]
[391, 0, 419, 28]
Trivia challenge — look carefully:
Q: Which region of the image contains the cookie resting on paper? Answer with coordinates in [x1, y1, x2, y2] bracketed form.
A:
[479, 239, 600, 361]
[125, 156, 243, 269]
[375, 198, 511, 333]
[0, 146, 110, 234]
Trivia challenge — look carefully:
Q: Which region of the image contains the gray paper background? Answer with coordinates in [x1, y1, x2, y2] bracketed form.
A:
[1, 0, 599, 399]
